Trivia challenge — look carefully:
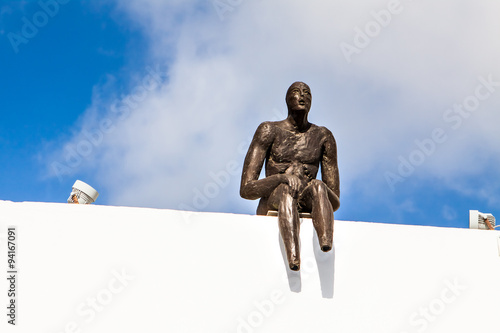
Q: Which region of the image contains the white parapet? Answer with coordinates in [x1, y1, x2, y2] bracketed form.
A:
[0, 200, 499, 332]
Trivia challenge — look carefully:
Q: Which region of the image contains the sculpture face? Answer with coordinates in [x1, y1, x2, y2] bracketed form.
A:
[286, 82, 312, 113]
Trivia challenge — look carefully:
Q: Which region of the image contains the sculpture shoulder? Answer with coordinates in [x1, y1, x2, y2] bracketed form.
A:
[253, 121, 279, 144]
[315, 125, 336, 143]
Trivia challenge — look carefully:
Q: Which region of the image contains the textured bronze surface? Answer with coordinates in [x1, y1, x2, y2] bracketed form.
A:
[240, 82, 340, 271]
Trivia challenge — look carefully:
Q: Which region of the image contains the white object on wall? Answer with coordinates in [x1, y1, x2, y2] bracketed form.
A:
[67, 180, 99, 204]
[469, 210, 496, 230]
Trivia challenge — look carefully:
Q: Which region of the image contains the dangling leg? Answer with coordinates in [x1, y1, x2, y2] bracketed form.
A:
[268, 184, 301, 270]
[300, 180, 334, 252]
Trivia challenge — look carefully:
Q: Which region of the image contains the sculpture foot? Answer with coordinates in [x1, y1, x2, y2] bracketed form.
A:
[319, 236, 332, 252]
[321, 244, 332, 252]
[288, 254, 300, 271]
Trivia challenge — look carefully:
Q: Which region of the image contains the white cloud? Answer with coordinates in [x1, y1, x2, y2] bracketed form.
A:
[45, 0, 500, 215]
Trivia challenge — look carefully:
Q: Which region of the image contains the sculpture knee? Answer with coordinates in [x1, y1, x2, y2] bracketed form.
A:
[309, 179, 328, 198]
[268, 183, 294, 211]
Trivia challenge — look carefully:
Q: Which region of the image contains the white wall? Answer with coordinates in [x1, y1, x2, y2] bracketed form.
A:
[0, 200, 499, 333]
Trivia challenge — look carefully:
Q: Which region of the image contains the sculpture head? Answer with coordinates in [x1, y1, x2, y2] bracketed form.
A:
[286, 81, 311, 114]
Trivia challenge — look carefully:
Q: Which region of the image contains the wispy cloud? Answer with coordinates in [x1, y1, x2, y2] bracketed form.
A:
[42, 0, 500, 219]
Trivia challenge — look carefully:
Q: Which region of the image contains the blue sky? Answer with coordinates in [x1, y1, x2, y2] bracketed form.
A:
[1, 0, 499, 228]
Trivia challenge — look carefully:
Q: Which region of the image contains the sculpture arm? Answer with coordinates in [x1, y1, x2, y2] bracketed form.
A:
[320, 128, 340, 211]
[240, 122, 289, 200]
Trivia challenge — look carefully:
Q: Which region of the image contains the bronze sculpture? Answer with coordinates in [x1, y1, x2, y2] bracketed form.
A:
[240, 82, 340, 271]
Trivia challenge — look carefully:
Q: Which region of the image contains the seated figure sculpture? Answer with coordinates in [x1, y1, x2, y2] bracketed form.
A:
[240, 82, 340, 271]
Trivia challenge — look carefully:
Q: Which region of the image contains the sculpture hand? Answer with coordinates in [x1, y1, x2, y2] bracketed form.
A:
[282, 174, 303, 198]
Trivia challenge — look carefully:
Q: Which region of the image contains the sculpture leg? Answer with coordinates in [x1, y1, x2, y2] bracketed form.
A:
[301, 180, 334, 252]
[268, 184, 301, 271]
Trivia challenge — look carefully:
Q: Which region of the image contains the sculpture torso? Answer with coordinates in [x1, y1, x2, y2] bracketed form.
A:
[265, 120, 328, 186]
